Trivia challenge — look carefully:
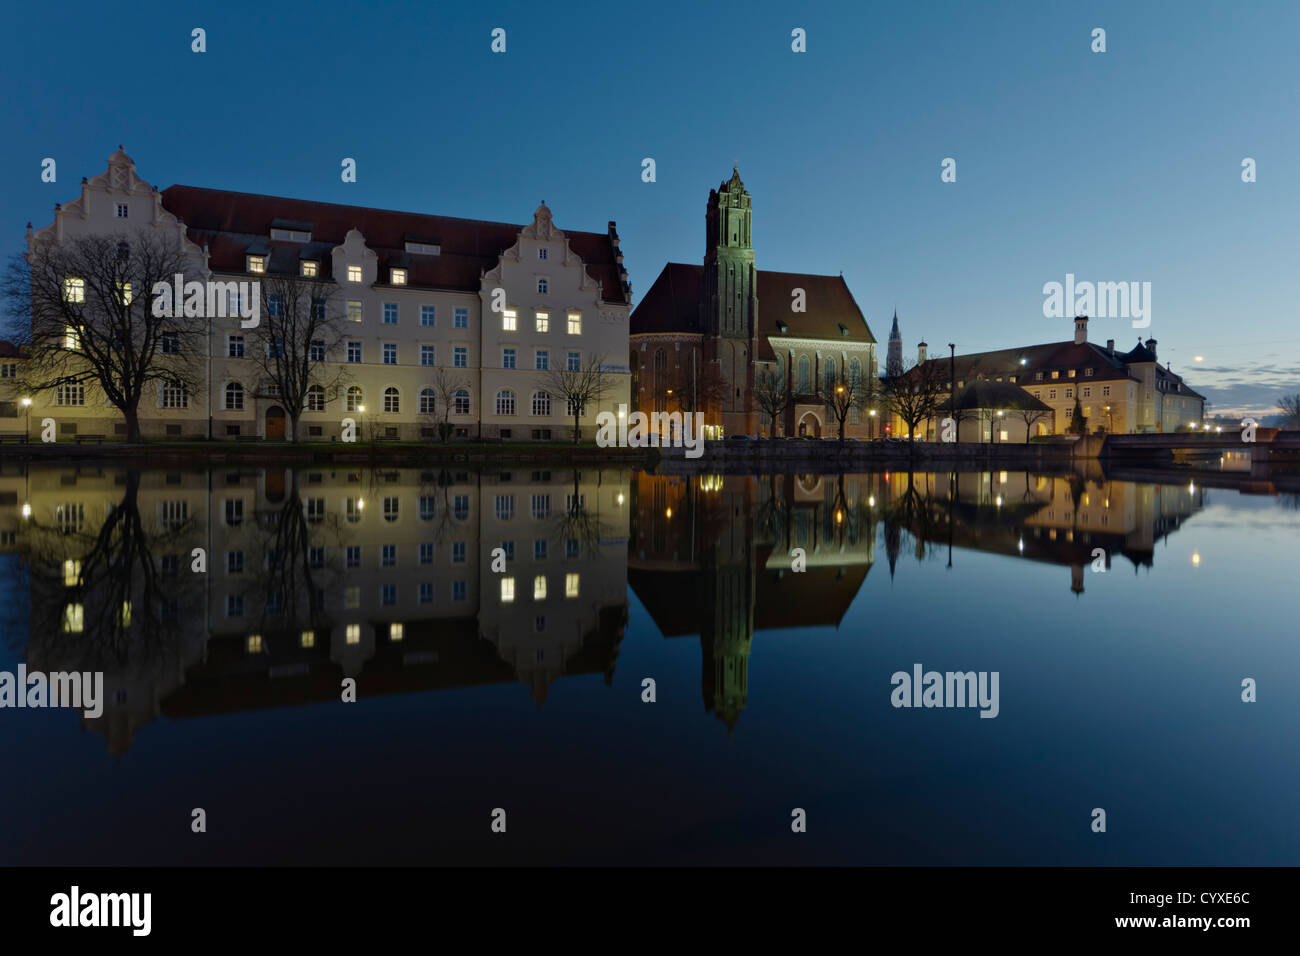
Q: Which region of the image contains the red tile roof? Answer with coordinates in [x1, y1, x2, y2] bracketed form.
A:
[630, 263, 876, 350]
[160, 185, 629, 303]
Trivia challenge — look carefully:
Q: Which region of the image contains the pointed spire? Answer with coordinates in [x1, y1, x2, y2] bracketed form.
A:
[889, 309, 901, 340]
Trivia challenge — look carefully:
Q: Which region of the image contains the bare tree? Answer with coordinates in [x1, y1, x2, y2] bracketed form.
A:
[1278, 394, 1300, 429]
[425, 367, 470, 442]
[1017, 405, 1052, 442]
[753, 366, 794, 438]
[250, 271, 348, 441]
[671, 355, 728, 422]
[821, 365, 875, 441]
[538, 354, 611, 444]
[884, 360, 947, 442]
[3, 231, 204, 442]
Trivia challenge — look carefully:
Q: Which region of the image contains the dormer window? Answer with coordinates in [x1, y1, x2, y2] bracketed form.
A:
[1085, 368, 1094, 376]
[1050, 370, 1060, 379]
[777, 321, 789, 334]
[300, 260, 318, 278]
[1068, 369, 1076, 378]
[347, 265, 362, 283]
[270, 228, 311, 242]
[247, 255, 266, 274]
[838, 324, 849, 337]
[1035, 371, 1044, 381]
[405, 241, 440, 255]
[390, 268, 407, 286]
[537, 278, 548, 294]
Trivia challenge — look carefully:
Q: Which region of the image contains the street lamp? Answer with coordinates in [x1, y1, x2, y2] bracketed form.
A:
[21, 397, 31, 443]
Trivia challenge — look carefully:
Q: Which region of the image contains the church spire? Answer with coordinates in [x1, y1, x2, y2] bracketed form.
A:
[703, 165, 756, 339]
[887, 308, 903, 376]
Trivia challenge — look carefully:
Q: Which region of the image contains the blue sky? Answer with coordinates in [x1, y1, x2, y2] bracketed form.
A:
[3, 0, 1296, 415]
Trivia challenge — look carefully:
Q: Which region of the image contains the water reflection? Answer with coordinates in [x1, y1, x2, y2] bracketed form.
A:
[0, 464, 630, 753]
[0, 463, 1209, 750]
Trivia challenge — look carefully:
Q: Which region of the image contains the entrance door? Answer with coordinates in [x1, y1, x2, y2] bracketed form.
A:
[265, 406, 286, 440]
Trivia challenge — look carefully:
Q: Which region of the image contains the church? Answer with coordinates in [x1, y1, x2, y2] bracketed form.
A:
[630, 168, 878, 438]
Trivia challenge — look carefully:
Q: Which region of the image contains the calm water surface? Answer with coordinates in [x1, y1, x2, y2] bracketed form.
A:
[0, 462, 1295, 865]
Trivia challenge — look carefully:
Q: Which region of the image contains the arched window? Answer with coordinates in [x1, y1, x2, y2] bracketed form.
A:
[850, 357, 863, 392]
[496, 389, 515, 416]
[225, 381, 244, 410]
[823, 357, 836, 398]
[653, 348, 668, 411]
[797, 355, 811, 394]
[537, 278, 548, 294]
[454, 389, 470, 415]
[419, 388, 436, 415]
[346, 386, 363, 412]
[383, 386, 400, 413]
[305, 384, 325, 412]
[532, 391, 551, 416]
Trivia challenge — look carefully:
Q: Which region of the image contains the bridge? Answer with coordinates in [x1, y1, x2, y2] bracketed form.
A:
[1101, 428, 1300, 474]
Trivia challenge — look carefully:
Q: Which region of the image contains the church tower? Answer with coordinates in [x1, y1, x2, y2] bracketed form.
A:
[703, 167, 757, 339]
[886, 309, 903, 377]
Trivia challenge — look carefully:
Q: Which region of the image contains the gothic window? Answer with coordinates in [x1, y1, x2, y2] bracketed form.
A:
[653, 348, 668, 411]
[823, 358, 836, 399]
[797, 355, 811, 394]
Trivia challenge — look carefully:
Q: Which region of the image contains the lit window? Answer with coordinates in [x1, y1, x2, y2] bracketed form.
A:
[500, 577, 515, 603]
[63, 559, 80, 586]
[565, 573, 579, 598]
[63, 326, 80, 350]
[503, 309, 517, 331]
[567, 311, 581, 335]
[247, 256, 265, 274]
[301, 630, 315, 648]
[116, 282, 133, 305]
[63, 277, 85, 302]
[347, 301, 362, 322]
[346, 623, 361, 644]
[533, 575, 547, 601]
[63, 603, 84, 633]
[535, 312, 549, 332]
[389, 622, 404, 642]
[390, 268, 407, 286]
[347, 265, 362, 283]
[301, 260, 318, 277]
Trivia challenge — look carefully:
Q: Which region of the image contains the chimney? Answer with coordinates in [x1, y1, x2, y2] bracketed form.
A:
[1145, 338, 1157, 360]
[1106, 338, 1114, 352]
[918, 340, 928, 364]
[1074, 314, 1088, 345]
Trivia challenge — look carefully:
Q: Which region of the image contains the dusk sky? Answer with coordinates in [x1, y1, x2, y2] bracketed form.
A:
[3, 0, 1296, 415]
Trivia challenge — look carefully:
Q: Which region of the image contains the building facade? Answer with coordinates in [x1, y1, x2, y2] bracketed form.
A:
[887, 315, 1205, 439]
[630, 168, 878, 438]
[4, 149, 632, 441]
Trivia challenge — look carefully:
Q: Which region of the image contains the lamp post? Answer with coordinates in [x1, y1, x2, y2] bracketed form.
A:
[358, 404, 367, 445]
[21, 397, 31, 443]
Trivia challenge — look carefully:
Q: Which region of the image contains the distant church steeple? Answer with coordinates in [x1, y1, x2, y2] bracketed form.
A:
[886, 308, 903, 376]
[703, 166, 757, 339]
